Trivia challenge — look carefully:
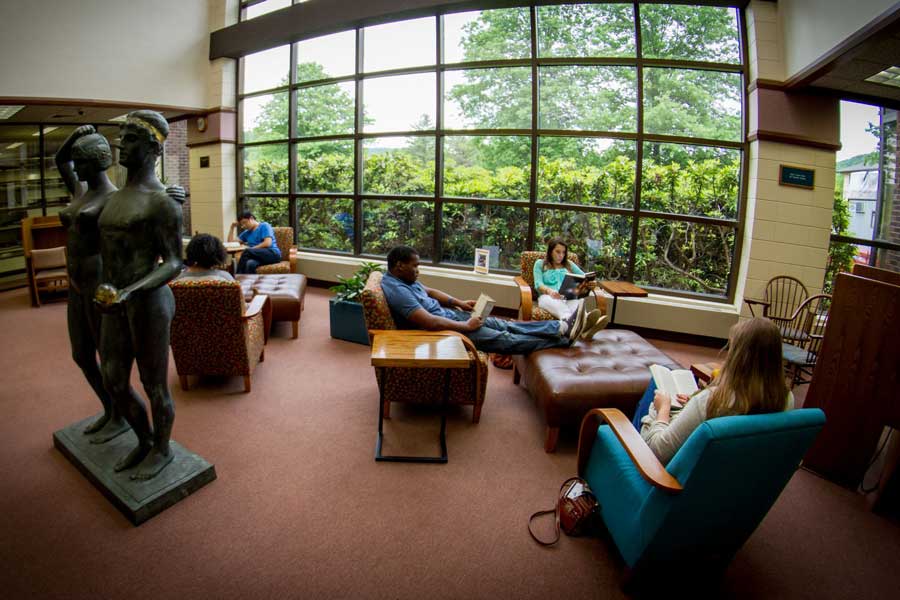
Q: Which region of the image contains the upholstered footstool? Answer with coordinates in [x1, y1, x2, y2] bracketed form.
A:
[237, 274, 307, 338]
[512, 329, 680, 452]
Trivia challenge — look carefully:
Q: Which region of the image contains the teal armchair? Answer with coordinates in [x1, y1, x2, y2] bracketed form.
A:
[577, 407, 825, 586]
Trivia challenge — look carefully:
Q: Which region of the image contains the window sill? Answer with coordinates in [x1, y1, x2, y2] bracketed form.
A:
[295, 251, 740, 338]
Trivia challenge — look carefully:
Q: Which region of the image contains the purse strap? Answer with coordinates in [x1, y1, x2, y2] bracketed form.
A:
[527, 477, 582, 546]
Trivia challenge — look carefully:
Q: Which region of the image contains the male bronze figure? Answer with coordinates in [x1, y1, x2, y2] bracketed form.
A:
[95, 110, 183, 480]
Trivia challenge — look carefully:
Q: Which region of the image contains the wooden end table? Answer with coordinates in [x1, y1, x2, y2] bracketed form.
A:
[370, 331, 472, 464]
[224, 244, 245, 274]
[598, 281, 648, 325]
[690, 362, 722, 387]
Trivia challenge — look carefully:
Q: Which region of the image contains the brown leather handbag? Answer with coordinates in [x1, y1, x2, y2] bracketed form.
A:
[528, 477, 600, 546]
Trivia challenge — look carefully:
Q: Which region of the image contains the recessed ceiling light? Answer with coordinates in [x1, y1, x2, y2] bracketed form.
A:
[32, 126, 59, 136]
[0, 105, 25, 119]
[865, 66, 900, 89]
[6, 142, 24, 150]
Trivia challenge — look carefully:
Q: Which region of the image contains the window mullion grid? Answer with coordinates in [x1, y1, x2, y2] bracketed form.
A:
[725, 6, 753, 303]
[353, 27, 364, 256]
[234, 5, 748, 299]
[628, 1, 643, 283]
[528, 6, 539, 253]
[434, 15, 444, 267]
[236, 54, 245, 217]
[288, 41, 298, 244]
[38, 128, 46, 216]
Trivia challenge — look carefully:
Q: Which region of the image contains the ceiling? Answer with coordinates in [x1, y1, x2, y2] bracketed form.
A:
[791, 9, 900, 110]
[0, 103, 194, 126]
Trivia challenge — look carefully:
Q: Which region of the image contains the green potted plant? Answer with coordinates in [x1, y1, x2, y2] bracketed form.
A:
[329, 261, 383, 345]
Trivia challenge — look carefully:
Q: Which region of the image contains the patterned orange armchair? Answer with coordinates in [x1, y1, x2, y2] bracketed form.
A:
[169, 279, 270, 393]
[360, 271, 489, 423]
[514, 251, 607, 321]
[256, 226, 299, 274]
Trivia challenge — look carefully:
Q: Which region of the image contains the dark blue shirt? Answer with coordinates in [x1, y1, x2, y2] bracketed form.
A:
[380, 271, 456, 328]
[238, 222, 281, 257]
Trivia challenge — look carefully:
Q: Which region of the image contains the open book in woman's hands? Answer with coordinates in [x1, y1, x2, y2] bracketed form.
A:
[649, 364, 699, 408]
[559, 271, 597, 300]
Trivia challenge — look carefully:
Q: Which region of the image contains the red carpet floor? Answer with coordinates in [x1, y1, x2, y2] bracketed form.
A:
[1, 285, 898, 599]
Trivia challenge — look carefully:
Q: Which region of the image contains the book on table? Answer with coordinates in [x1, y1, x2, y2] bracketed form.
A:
[223, 241, 243, 250]
[649, 364, 699, 409]
[558, 271, 598, 300]
[471, 293, 496, 320]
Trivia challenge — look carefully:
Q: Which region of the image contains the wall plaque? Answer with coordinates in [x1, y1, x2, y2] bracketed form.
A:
[779, 164, 815, 189]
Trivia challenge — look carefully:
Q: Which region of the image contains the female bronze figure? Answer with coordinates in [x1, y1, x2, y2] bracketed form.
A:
[56, 126, 129, 443]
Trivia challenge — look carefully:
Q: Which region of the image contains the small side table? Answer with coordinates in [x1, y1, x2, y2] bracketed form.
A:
[224, 244, 244, 274]
[598, 281, 648, 325]
[691, 362, 722, 387]
[370, 332, 472, 464]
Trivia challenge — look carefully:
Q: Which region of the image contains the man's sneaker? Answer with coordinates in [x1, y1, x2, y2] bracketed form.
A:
[565, 301, 588, 343]
[580, 309, 602, 336]
[580, 313, 609, 340]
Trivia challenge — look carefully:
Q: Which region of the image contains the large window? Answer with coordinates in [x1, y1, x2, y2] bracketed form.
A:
[237, 3, 746, 298]
[827, 104, 900, 291]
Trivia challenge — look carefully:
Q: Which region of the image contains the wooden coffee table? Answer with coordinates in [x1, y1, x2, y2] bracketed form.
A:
[370, 331, 472, 463]
[598, 281, 648, 325]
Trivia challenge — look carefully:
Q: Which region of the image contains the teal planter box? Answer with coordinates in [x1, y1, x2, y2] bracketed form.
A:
[329, 298, 369, 345]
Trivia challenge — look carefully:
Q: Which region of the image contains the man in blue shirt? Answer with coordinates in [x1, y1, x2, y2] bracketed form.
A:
[380, 246, 587, 355]
[228, 211, 281, 274]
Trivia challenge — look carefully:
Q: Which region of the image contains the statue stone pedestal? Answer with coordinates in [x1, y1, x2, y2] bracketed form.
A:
[53, 415, 216, 525]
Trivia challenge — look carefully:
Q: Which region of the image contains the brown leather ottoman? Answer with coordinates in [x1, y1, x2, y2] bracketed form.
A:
[512, 329, 680, 452]
[237, 274, 307, 338]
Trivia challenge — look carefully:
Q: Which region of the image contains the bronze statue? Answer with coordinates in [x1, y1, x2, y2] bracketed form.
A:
[95, 110, 183, 480]
[56, 126, 130, 443]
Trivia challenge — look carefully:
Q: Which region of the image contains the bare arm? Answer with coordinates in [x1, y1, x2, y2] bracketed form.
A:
[55, 125, 95, 197]
[406, 307, 482, 332]
[228, 221, 239, 243]
[423, 285, 475, 311]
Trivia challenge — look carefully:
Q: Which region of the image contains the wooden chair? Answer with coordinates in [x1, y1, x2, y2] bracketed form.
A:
[744, 275, 809, 343]
[781, 294, 832, 389]
[169, 279, 270, 393]
[22, 215, 67, 307]
[360, 271, 488, 423]
[255, 226, 299, 274]
[28, 246, 68, 307]
[514, 250, 607, 321]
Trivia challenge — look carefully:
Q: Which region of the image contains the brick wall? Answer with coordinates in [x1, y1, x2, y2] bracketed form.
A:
[164, 120, 192, 235]
[887, 145, 900, 271]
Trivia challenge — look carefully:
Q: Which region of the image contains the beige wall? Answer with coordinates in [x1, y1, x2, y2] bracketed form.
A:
[0, 0, 210, 109]
[739, 141, 835, 312]
[189, 144, 238, 238]
[739, 1, 838, 320]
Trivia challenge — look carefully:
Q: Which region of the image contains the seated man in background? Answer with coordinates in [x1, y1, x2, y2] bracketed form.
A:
[228, 211, 281, 274]
[381, 245, 592, 355]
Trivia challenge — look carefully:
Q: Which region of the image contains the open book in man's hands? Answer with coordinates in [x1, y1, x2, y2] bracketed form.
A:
[558, 271, 598, 300]
[649, 364, 699, 409]
[471, 293, 496, 320]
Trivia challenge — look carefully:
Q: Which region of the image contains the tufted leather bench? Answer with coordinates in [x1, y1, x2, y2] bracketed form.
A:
[237, 274, 307, 338]
[512, 329, 680, 452]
